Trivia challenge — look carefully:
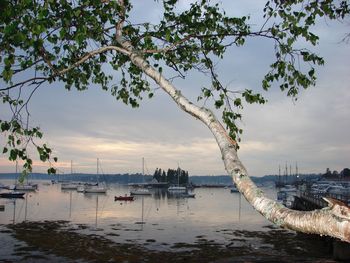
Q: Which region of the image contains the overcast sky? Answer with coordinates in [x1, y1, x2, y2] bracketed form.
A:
[0, 1, 349, 177]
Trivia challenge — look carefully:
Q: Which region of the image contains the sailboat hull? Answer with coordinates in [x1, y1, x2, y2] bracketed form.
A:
[84, 187, 107, 193]
[15, 184, 37, 191]
[0, 192, 25, 198]
[168, 186, 187, 192]
[130, 189, 151, 195]
[61, 184, 78, 190]
[115, 196, 134, 201]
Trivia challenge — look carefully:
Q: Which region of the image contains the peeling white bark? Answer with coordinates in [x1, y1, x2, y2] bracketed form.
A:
[113, 43, 350, 243]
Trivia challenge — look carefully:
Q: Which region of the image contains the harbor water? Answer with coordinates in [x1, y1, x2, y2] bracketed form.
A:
[0, 180, 336, 262]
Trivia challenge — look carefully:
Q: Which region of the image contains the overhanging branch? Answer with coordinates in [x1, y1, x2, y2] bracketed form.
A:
[117, 39, 350, 243]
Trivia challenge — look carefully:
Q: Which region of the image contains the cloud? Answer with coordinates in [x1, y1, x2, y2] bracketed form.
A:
[44, 136, 224, 175]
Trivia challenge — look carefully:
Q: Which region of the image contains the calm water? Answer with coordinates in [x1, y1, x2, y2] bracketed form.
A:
[0, 180, 335, 262]
[0, 181, 273, 242]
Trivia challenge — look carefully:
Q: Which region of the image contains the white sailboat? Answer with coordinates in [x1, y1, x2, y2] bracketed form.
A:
[130, 158, 151, 196]
[15, 183, 38, 191]
[61, 183, 78, 190]
[61, 160, 78, 190]
[4, 161, 28, 196]
[14, 161, 38, 191]
[84, 158, 107, 194]
[168, 166, 187, 193]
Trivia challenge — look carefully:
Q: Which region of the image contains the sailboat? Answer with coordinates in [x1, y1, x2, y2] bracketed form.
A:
[61, 161, 79, 190]
[168, 166, 187, 193]
[15, 183, 37, 191]
[115, 195, 134, 201]
[1, 161, 26, 198]
[84, 158, 107, 194]
[61, 182, 78, 190]
[14, 161, 38, 191]
[0, 192, 25, 198]
[130, 158, 151, 196]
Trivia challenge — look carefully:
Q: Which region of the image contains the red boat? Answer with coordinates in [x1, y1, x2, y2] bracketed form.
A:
[115, 195, 134, 201]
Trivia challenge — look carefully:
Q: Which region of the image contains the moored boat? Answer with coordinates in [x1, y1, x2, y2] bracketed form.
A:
[61, 183, 78, 190]
[168, 166, 187, 193]
[115, 195, 134, 201]
[15, 183, 38, 191]
[130, 158, 152, 196]
[130, 188, 151, 195]
[0, 191, 25, 198]
[84, 185, 107, 194]
[168, 186, 187, 192]
[83, 158, 107, 194]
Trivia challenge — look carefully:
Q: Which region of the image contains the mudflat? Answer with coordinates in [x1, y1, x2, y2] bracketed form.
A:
[1, 221, 336, 263]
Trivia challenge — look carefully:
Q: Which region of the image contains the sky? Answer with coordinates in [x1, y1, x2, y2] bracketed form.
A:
[0, 1, 349, 177]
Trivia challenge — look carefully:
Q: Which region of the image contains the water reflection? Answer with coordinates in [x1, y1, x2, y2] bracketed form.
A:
[0, 180, 276, 245]
[12, 199, 16, 224]
[0, 181, 337, 262]
[238, 192, 241, 222]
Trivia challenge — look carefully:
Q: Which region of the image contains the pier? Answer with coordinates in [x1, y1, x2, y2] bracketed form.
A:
[294, 190, 350, 210]
[292, 188, 350, 260]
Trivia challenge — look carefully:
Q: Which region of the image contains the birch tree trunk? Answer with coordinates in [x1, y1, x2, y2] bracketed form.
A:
[117, 43, 350, 243]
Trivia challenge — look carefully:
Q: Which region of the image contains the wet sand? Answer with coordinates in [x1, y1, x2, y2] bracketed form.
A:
[1, 221, 337, 262]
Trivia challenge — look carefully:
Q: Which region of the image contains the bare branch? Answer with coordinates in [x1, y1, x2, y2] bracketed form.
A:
[1, 46, 130, 94]
[142, 35, 193, 54]
[0, 77, 48, 91]
[39, 47, 59, 74]
[55, 45, 130, 76]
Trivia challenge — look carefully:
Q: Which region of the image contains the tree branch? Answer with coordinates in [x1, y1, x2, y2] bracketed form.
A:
[1, 46, 130, 93]
[116, 0, 125, 41]
[0, 77, 47, 91]
[118, 40, 350, 243]
[142, 35, 193, 54]
[55, 46, 130, 76]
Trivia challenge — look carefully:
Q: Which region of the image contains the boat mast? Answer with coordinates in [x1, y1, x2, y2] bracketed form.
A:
[97, 158, 99, 184]
[177, 164, 180, 186]
[289, 164, 292, 182]
[285, 162, 288, 185]
[97, 158, 99, 175]
[278, 165, 281, 185]
[15, 160, 18, 185]
[142, 157, 144, 183]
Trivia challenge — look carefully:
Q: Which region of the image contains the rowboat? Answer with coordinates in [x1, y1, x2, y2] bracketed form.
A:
[115, 195, 134, 201]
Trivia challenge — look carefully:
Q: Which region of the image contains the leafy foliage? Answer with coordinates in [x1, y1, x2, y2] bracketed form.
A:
[0, 0, 349, 172]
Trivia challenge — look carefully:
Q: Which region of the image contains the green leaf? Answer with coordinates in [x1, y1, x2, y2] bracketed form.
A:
[214, 99, 224, 108]
[47, 167, 56, 174]
[9, 149, 17, 161]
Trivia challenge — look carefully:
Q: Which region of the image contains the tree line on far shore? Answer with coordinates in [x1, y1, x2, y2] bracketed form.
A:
[153, 168, 189, 185]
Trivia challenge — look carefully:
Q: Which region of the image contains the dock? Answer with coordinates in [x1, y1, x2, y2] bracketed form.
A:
[294, 190, 350, 210]
[292, 187, 350, 260]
